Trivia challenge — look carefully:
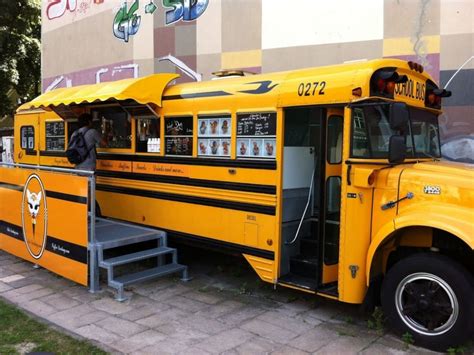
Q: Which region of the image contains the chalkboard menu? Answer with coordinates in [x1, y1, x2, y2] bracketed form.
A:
[237, 112, 277, 159]
[165, 117, 193, 156]
[45, 121, 65, 151]
[237, 112, 276, 136]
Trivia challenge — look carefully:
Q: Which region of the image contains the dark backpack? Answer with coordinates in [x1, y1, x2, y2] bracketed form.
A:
[66, 128, 93, 164]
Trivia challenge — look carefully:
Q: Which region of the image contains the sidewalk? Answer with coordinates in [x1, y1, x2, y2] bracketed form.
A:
[0, 249, 442, 354]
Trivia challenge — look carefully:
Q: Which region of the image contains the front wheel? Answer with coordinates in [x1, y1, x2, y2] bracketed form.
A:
[381, 253, 474, 351]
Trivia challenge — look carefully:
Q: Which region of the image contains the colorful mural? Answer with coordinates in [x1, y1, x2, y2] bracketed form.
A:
[113, 0, 142, 42]
[162, 0, 209, 25]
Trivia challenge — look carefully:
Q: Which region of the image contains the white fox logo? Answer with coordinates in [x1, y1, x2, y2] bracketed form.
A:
[26, 190, 42, 226]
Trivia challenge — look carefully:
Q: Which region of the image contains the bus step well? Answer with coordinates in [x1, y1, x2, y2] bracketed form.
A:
[92, 218, 189, 301]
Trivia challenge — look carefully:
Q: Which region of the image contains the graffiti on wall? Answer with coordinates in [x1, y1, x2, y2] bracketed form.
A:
[46, 0, 103, 20]
[162, 0, 209, 25]
[112, 0, 209, 42]
[113, 0, 142, 42]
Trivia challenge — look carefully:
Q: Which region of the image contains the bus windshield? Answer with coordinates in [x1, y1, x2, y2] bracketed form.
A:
[351, 105, 441, 159]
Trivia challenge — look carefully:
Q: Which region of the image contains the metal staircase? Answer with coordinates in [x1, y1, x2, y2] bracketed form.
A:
[92, 218, 189, 301]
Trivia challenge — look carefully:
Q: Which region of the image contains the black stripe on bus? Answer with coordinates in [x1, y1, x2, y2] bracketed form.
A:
[0, 220, 87, 264]
[162, 90, 233, 101]
[167, 230, 275, 260]
[96, 170, 276, 195]
[96, 184, 276, 216]
[40, 150, 67, 157]
[38, 152, 278, 170]
[25, 150, 37, 156]
[0, 181, 87, 204]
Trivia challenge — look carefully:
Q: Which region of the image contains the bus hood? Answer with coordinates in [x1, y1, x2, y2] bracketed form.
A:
[395, 160, 474, 247]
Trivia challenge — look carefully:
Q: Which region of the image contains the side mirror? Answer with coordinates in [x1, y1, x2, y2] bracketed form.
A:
[389, 135, 406, 163]
[389, 102, 409, 132]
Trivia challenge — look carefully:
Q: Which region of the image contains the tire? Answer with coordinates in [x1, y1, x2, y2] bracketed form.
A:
[381, 253, 474, 352]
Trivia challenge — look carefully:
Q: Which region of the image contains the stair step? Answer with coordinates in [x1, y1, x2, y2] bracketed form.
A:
[300, 239, 318, 257]
[99, 247, 175, 268]
[278, 273, 317, 291]
[290, 255, 318, 278]
[111, 263, 186, 287]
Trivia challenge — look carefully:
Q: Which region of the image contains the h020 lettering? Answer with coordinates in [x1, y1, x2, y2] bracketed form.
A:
[297, 81, 326, 96]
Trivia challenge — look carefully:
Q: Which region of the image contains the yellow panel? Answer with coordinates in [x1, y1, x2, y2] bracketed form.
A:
[221, 50, 262, 69]
[383, 36, 440, 56]
[243, 254, 275, 283]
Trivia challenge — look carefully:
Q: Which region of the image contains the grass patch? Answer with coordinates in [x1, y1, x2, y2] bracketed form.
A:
[0, 299, 106, 355]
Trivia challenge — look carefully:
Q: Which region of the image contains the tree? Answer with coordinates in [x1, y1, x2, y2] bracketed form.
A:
[0, 0, 41, 118]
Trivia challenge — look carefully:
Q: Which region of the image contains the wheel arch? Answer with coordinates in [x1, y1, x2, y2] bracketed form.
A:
[366, 219, 473, 285]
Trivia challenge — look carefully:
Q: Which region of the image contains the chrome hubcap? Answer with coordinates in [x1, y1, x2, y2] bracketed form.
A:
[395, 272, 458, 336]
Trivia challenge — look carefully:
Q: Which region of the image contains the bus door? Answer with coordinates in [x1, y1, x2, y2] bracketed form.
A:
[320, 109, 344, 287]
[279, 106, 343, 293]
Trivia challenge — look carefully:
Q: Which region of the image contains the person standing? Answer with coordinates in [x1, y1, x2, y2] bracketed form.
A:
[70, 113, 103, 171]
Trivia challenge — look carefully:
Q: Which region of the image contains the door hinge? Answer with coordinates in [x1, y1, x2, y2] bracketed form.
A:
[349, 265, 359, 279]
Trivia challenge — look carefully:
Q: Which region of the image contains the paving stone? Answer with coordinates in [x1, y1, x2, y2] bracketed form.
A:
[182, 290, 223, 305]
[155, 321, 209, 345]
[0, 281, 13, 293]
[97, 316, 147, 337]
[164, 295, 208, 313]
[271, 345, 309, 354]
[314, 332, 377, 354]
[240, 319, 298, 344]
[257, 310, 314, 334]
[230, 336, 279, 354]
[119, 304, 167, 322]
[178, 347, 211, 355]
[0, 274, 25, 283]
[197, 300, 245, 319]
[195, 328, 254, 354]
[0, 288, 21, 303]
[218, 305, 265, 326]
[76, 324, 122, 345]
[288, 326, 338, 353]
[91, 297, 134, 315]
[359, 343, 407, 355]
[136, 308, 188, 328]
[111, 329, 166, 353]
[148, 283, 190, 302]
[14, 283, 43, 294]
[138, 337, 190, 354]
[178, 313, 231, 335]
[21, 299, 58, 317]
[47, 304, 109, 330]
[40, 293, 80, 311]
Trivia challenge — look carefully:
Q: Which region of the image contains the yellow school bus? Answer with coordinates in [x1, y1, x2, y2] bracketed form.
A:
[13, 59, 473, 350]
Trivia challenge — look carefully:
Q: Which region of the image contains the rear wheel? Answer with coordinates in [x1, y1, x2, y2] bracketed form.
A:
[381, 253, 474, 351]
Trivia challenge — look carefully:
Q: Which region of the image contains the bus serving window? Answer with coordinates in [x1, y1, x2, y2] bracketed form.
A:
[92, 107, 131, 149]
[45, 121, 65, 151]
[164, 116, 193, 156]
[136, 116, 160, 153]
[236, 112, 276, 159]
[21, 126, 35, 150]
[197, 115, 231, 157]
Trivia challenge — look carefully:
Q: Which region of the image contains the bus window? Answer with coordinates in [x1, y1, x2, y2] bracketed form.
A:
[92, 106, 131, 149]
[165, 116, 193, 156]
[136, 116, 160, 153]
[21, 126, 35, 151]
[236, 112, 276, 159]
[327, 116, 343, 164]
[45, 121, 65, 151]
[197, 115, 231, 157]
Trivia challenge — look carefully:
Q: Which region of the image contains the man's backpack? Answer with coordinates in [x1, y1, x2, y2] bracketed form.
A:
[66, 128, 93, 164]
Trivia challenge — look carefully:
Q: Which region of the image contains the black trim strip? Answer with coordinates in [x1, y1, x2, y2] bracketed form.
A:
[0, 181, 87, 204]
[25, 150, 37, 156]
[168, 230, 274, 260]
[40, 150, 67, 157]
[45, 191, 87, 204]
[0, 220, 87, 264]
[96, 170, 276, 195]
[97, 184, 276, 215]
[162, 90, 233, 101]
[0, 182, 23, 191]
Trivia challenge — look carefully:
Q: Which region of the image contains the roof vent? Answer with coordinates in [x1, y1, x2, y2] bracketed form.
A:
[211, 69, 256, 80]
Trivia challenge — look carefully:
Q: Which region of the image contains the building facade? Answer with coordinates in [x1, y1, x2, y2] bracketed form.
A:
[41, 0, 473, 161]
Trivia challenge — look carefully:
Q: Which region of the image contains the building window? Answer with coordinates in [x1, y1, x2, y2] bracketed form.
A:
[164, 116, 193, 156]
[197, 115, 231, 157]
